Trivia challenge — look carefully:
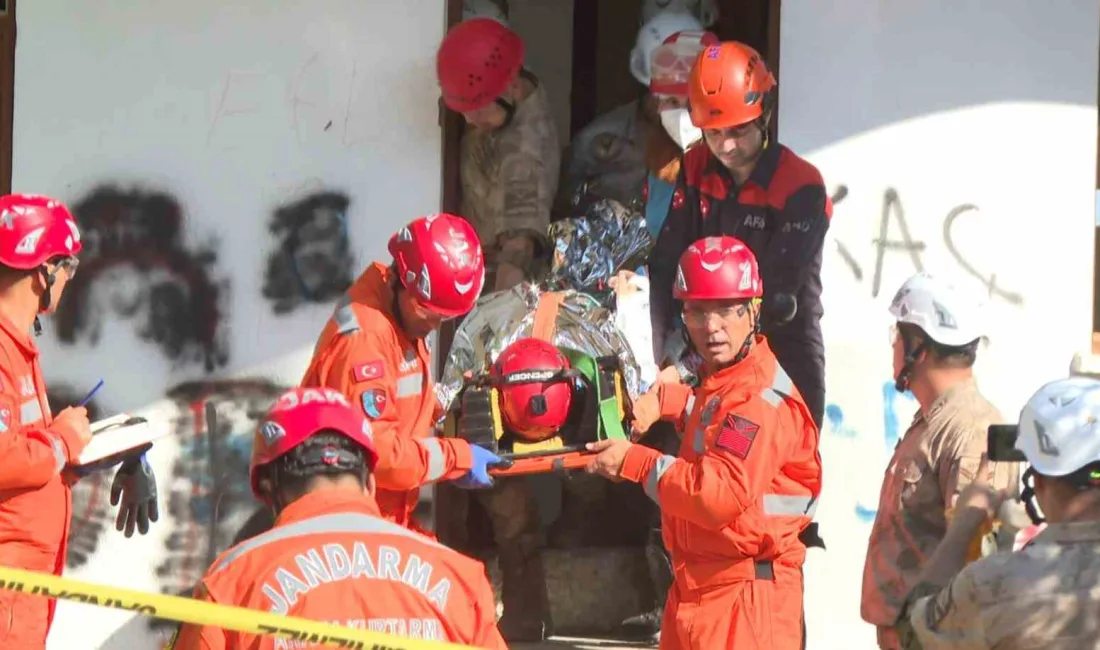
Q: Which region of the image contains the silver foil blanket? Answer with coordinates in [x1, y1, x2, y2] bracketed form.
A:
[436, 283, 642, 411]
[543, 195, 652, 296]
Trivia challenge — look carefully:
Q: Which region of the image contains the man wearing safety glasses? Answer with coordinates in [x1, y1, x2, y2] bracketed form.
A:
[300, 214, 504, 539]
[588, 236, 822, 650]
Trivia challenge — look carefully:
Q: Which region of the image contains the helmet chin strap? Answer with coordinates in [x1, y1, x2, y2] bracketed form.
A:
[894, 334, 927, 393]
[1019, 466, 1045, 525]
[33, 265, 60, 338]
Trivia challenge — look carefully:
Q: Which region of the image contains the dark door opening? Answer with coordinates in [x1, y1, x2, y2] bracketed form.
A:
[0, 0, 15, 196]
[433, 0, 780, 551]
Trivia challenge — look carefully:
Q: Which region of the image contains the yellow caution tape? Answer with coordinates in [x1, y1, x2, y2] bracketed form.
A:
[0, 565, 475, 650]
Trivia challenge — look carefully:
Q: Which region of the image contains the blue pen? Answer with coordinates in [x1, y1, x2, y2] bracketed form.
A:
[79, 379, 104, 407]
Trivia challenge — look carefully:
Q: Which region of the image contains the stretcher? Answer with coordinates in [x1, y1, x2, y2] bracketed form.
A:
[442, 348, 632, 476]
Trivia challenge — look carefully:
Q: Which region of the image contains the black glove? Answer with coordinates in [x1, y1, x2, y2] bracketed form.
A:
[110, 453, 159, 537]
[761, 292, 798, 331]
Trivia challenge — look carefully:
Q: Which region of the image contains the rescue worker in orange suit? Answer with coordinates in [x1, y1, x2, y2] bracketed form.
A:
[587, 235, 822, 650]
[0, 193, 163, 649]
[648, 42, 831, 430]
[300, 214, 505, 537]
[167, 387, 507, 649]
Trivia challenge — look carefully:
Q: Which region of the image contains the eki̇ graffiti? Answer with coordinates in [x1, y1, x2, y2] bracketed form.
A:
[823, 380, 918, 523]
[147, 378, 286, 634]
[56, 186, 230, 371]
[829, 185, 1024, 306]
[262, 191, 353, 314]
[52, 385, 109, 570]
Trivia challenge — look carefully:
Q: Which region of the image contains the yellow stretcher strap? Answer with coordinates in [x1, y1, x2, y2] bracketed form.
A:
[0, 565, 474, 650]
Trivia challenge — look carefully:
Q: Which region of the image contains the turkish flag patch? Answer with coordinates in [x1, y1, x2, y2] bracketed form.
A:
[353, 360, 385, 383]
[715, 414, 760, 459]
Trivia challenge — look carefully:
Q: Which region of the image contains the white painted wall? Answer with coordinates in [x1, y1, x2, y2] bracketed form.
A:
[780, 1, 1100, 648]
[11, 1, 445, 648]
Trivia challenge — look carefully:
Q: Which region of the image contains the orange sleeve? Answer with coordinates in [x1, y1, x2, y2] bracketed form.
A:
[304, 333, 472, 490]
[164, 582, 224, 650]
[0, 385, 78, 491]
[620, 396, 788, 530]
[658, 382, 694, 430]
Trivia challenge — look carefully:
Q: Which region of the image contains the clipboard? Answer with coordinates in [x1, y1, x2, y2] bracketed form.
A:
[71, 414, 169, 470]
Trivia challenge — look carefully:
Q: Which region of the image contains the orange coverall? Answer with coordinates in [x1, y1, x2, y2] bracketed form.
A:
[0, 312, 89, 648]
[301, 263, 473, 532]
[168, 490, 507, 649]
[619, 337, 822, 650]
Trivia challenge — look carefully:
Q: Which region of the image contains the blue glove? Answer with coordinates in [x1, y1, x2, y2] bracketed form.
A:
[454, 445, 504, 490]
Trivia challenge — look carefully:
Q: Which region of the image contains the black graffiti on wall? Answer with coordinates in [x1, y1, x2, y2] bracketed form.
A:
[262, 191, 353, 314]
[830, 185, 1024, 306]
[55, 186, 230, 371]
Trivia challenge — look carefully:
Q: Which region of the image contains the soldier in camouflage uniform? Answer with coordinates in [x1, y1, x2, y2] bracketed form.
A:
[898, 377, 1100, 649]
[556, 11, 706, 213]
[437, 17, 561, 642]
[861, 273, 1021, 650]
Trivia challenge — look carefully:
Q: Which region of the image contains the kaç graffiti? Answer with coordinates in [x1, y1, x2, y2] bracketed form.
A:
[55, 185, 230, 371]
[262, 191, 353, 314]
[829, 185, 1025, 307]
[146, 379, 286, 634]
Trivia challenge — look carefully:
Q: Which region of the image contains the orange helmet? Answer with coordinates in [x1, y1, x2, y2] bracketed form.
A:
[688, 41, 776, 130]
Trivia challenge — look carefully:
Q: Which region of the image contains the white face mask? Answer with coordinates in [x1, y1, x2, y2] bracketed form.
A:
[659, 108, 702, 151]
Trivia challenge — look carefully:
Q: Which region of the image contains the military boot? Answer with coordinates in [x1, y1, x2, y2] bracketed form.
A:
[621, 529, 672, 642]
[497, 543, 554, 642]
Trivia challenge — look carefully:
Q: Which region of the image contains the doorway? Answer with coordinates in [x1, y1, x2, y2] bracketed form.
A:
[0, 0, 14, 196]
[434, 0, 780, 550]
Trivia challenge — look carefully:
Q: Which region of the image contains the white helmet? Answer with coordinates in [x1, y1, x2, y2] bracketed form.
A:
[640, 0, 719, 29]
[1017, 377, 1100, 476]
[887, 272, 985, 347]
[462, 0, 508, 25]
[629, 11, 706, 86]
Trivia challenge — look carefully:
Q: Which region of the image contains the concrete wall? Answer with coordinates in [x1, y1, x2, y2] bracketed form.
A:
[779, 1, 1100, 648]
[10, 1, 445, 648]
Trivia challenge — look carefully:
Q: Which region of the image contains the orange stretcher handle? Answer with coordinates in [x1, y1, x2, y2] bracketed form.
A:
[488, 451, 594, 477]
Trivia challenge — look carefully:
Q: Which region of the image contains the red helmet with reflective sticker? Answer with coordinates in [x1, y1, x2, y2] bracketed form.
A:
[0, 193, 83, 270]
[437, 18, 526, 113]
[388, 214, 485, 317]
[491, 338, 573, 442]
[249, 387, 379, 502]
[673, 235, 762, 300]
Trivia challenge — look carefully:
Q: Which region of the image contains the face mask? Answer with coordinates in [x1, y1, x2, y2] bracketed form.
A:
[660, 108, 702, 151]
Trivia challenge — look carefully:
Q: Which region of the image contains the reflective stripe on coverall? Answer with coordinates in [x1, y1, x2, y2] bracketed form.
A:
[619, 337, 823, 650]
[301, 263, 473, 531]
[0, 311, 89, 649]
[168, 491, 507, 649]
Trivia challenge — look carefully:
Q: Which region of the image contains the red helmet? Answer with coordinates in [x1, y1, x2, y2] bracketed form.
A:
[0, 193, 83, 270]
[491, 338, 573, 442]
[437, 18, 525, 113]
[688, 41, 776, 129]
[674, 236, 763, 301]
[249, 387, 379, 502]
[388, 214, 485, 317]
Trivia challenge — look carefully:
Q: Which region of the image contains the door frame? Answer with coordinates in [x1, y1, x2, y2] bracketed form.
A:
[435, 0, 783, 370]
[0, 0, 15, 195]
